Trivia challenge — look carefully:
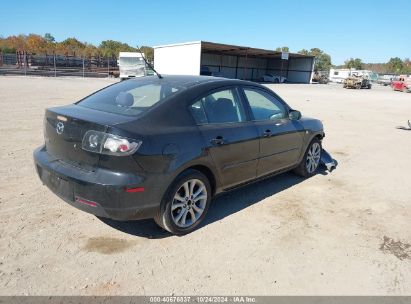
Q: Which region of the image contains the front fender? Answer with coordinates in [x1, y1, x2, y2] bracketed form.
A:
[296, 117, 325, 161]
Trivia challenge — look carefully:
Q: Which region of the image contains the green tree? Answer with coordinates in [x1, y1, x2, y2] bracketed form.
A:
[139, 46, 154, 62]
[345, 58, 363, 70]
[275, 46, 289, 52]
[403, 58, 411, 74]
[298, 48, 332, 72]
[83, 43, 99, 58]
[44, 33, 55, 43]
[58, 37, 85, 56]
[387, 57, 403, 73]
[99, 40, 136, 58]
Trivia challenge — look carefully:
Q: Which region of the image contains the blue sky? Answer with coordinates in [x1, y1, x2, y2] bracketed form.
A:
[1, 0, 410, 64]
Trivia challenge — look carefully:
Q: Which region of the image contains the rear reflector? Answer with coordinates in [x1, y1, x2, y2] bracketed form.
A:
[125, 187, 145, 193]
[75, 197, 97, 207]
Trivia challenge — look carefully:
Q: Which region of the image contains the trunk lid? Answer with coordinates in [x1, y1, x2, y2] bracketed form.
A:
[44, 104, 136, 169]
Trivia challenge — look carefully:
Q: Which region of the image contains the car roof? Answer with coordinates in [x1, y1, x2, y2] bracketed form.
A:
[139, 75, 258, 88]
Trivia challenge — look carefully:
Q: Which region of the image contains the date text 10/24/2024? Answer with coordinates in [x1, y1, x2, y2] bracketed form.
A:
[149, 296, 257, 303]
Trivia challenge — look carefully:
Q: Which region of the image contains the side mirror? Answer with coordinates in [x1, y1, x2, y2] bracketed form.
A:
[289, 110, 302, 120]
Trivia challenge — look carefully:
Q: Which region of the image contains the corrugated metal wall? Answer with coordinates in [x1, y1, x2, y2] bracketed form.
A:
[201, 53, 313, 83]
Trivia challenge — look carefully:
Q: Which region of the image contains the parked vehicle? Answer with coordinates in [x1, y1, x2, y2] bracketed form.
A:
[391, 75, 411, 92]
[312, 71, 329, 84]
[118, 52, 146, 80]
[262, 74, 287, 83]
[377, 74, 395, 86]
[200, 66, 212, 76]
[343, 74, 372, 89]
[200, 66, 224, 77]
[33, 76, 324, 234]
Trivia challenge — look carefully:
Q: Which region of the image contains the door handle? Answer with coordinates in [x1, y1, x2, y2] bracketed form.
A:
[210, 136, 225, 145]
[262, 130, 272, 137]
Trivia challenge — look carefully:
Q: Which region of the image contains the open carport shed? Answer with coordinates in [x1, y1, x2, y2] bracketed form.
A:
[154, 41, 315, 83]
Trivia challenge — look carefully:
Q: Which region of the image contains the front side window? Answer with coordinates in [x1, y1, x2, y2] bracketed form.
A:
[243, 88, 286, 121]
[190, 88, 246, 124]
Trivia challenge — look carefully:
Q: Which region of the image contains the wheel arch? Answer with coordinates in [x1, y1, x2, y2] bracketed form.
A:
[185, 164, 217, 197]
[314, 132, 324, 140]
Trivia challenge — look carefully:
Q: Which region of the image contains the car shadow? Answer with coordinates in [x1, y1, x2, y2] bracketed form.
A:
[98, 168, 331, 239]
[97, 217, 171, 239]
[201, 171, 306, 228]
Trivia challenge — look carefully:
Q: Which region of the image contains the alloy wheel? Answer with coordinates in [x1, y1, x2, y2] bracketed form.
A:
[171, 179, 207, 228]
[306, 142, 321, 173]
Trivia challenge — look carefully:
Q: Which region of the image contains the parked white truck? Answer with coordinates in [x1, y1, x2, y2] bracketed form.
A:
[118, 52, 146, 80]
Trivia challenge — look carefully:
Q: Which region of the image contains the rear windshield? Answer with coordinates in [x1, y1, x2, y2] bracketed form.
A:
[77, 77, 184, 116]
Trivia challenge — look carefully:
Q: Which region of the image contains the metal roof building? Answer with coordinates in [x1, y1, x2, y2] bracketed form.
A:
[154, 41, 315, 83]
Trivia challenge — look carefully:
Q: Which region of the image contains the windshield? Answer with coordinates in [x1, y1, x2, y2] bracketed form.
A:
[119, 57, 145, 66]
[77, 78, 184, 116]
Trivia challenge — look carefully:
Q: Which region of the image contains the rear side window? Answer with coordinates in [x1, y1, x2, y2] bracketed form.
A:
[189, 88, 246, 124]
[78, 78, 182, 116]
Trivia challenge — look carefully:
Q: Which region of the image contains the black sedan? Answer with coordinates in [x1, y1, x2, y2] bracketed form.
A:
[34, 76, 324, 235]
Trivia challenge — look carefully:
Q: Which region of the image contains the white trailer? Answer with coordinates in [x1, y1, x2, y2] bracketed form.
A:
[154, 41, 202, 76]
[329, 68, 375, 83]
[329, 68, 353, 83]
[118, 52, 146, 80]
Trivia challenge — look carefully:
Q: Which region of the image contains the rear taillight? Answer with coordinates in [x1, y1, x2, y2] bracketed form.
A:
[82, 130, 142, 156]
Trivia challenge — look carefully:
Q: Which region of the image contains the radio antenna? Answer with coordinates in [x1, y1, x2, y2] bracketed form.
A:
[136, 45, 162, 79]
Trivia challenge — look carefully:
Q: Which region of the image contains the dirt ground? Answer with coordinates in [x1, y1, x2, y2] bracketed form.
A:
[0, 76, 410, 295]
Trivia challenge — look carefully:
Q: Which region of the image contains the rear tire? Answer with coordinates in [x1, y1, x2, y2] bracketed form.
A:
[294, 138, 322, 177]
[154, 170, 211, 235]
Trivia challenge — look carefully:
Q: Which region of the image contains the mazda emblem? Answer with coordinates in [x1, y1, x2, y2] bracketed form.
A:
[56, 122, 64, 134]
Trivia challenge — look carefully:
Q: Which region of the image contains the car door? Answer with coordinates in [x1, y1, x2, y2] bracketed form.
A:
[241, 86, 304, 177]
[189, 87, 259, 189]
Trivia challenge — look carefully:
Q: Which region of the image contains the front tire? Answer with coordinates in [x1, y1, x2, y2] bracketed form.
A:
[154, 170, 211, 235]
[294, 138, 322, 177]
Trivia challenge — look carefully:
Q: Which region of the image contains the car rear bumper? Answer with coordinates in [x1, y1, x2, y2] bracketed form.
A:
[33, 145, 158, 220]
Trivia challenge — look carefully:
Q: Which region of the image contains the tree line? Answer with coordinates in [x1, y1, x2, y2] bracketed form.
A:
[276, 46, 410, 74]
[338, 57, 411, 74]
[0, 33, 154, 61]
[0, 34, 408, 74]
